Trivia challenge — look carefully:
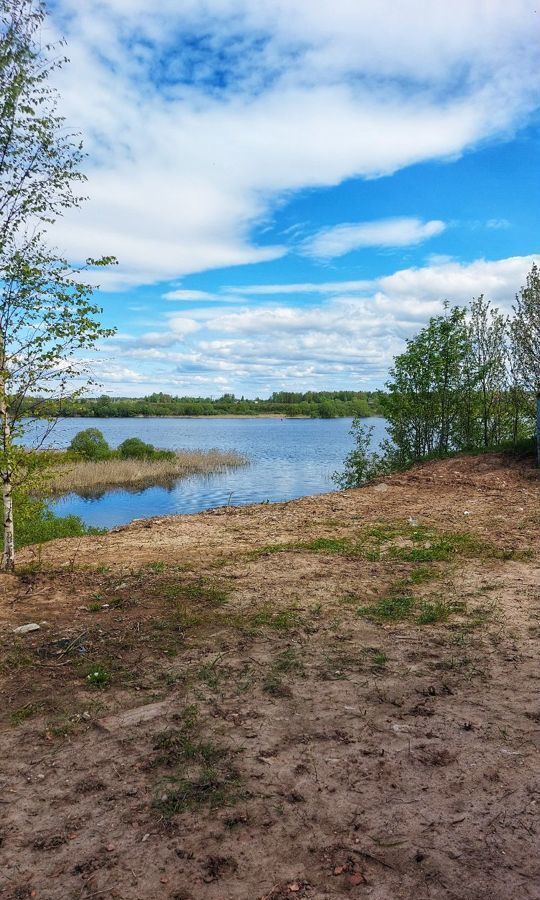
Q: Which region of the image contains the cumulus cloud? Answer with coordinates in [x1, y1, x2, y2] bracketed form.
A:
[101, 254, 539, 395]
[45, 0, 540, 288]
[302, 218, 446, 259]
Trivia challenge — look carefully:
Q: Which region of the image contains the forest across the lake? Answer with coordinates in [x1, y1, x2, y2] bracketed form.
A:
[21, 389, 384, 419]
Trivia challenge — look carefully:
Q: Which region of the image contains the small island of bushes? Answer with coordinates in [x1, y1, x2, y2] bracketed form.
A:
[44, 428, 248, 495]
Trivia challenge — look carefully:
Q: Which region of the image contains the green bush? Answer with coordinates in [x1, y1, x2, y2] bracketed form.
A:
[12, 494, 102, 548]
[333, 420, 388, 488]
[69, 428, 111, 460]
[117, 437, 174, 460]
[117, 437, 155, 458]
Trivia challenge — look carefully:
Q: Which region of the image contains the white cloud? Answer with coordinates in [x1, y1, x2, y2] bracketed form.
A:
[224, 255, 540, 304]
[302, 217, 446, 259]
[45, 0, 540, 288]
[163, 289, 221, 301]
[102, 254, 539, 395]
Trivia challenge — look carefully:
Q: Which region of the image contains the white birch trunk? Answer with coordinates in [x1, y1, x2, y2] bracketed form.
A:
[0, 368, 15, 571]
[1, 469, 15, 572]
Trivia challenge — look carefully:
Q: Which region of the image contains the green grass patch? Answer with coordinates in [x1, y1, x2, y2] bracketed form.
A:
[358, 594, 414, 622]
[162, 577, 229, 607]
[416, 599, 455, 624]
[156, 767, 242, 815]
[256, 522, 532, 565]
[250, 606, 302, 631]
[152, 705, 241, 815]
[10, 703, 42, 725]
[85, 664, 110, 688]
[358, 591, 465, 626]
[369, 650, 388, 670]
[262, 647, 304, 695]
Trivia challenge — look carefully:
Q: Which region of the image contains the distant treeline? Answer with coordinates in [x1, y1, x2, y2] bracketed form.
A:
[22, 390, 384, 419]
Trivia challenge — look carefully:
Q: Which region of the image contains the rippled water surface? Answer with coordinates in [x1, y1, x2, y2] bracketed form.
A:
[32, 416, 388, 529]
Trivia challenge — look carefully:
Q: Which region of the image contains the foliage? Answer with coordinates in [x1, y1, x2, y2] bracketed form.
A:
[86, 665, 110, 688]
[21, 389, 385, 419]
[65, 430, 176, 463]
[69, 428, 111, 460]
[117, 436, 174, 460]
[0, 0, 116, 568]
[332, 421, 388, 488]
[512, 263, 540, 394]
[382, 304, 475, 463]
[334, 272, 538, 486]
[12, 491, 100, 548]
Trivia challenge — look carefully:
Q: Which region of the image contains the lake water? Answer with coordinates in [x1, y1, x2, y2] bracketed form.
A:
[32, 416, 388, 529]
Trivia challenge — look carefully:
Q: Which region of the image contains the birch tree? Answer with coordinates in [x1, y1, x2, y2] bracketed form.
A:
[0, 0, 115, 569]
[512, 263, 540, 464]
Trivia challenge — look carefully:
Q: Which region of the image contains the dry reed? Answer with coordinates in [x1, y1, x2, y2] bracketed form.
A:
[45, 449, 248, 495]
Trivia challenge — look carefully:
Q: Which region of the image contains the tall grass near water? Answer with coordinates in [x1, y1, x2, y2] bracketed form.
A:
[45, 449, 248, 495]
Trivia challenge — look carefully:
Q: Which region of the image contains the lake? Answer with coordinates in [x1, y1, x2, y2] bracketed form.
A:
[31, 416, 388, 529]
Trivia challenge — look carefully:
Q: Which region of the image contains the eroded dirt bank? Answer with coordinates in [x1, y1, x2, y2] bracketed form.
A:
[1, 453, 539, 900]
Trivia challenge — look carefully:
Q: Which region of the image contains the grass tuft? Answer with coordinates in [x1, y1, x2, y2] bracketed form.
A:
[152, 705, 241, 815]
[357, 594, 414, 622]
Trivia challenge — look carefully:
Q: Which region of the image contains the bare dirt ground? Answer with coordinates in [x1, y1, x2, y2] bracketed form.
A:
[1, 453, 539, 900]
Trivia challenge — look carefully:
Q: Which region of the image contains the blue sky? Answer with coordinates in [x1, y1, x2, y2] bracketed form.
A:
[48, 0, 540, 397]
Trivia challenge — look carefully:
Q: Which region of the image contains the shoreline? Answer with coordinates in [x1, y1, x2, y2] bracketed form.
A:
[28, 413, 384, 420]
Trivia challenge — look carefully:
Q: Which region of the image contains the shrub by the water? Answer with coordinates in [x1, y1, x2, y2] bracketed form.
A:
[12, 493, 101, 548]
[117, 437, 174, 460]
[69, 428, 111, 460]
[68, 429, 174, 462]
[333, 421, 389, 489]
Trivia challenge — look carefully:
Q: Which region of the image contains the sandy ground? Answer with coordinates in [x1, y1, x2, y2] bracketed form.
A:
[0, 452, 539, 900]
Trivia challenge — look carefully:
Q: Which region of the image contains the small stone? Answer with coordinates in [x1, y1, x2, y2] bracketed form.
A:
[373, 482, 389, 492]
[13, 623, 40, 634]
[288, 885, 300, 893]
[142, 833, 150, 842]
[333, 865, 346, 876]
[348, 872, 366, 886]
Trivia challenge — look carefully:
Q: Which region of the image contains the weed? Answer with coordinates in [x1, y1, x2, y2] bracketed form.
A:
[465, 602, 498, 629]
[156, 766, 241, 815]
[407, 565, 440, 585]
[272, 648, 304, 674]
[152, 705, 241, 815]
[416, 600, 454, 624]
[370, 651, 388, 670]
[86, 665, 110, 688]
[357, 594, 414, 622]
[88, 601, 102, 612]
[10, 703, 41, 725]
[146, 561, 167, 574]
[262, 673, 291, 696]
[262, 647, 304, 695]
[197, 655, 228, 689]
[250, 606, 302, 631]
[163, 578, 229, 607]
